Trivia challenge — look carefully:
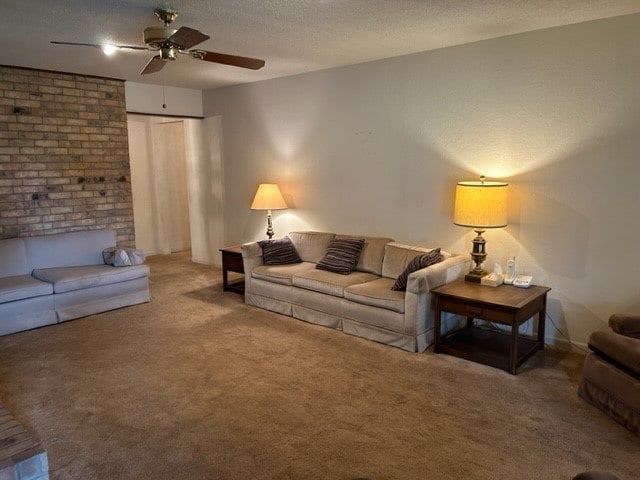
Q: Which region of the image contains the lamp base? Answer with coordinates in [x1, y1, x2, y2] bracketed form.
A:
[464, 271, 485, 283]
[266, 210, 274, 239]
[465, 229, 488, 283]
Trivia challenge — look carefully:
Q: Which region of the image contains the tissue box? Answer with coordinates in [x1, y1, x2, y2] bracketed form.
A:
[481, 274, 504, 287]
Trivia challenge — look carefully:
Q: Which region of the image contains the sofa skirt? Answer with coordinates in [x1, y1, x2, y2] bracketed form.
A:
[54, 276, 151, 322]
[0, 295, 57, 336]
[578, 352, 640, 436]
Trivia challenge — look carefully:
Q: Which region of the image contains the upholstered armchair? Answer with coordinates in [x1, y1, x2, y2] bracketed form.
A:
[578, 313, 640, 435]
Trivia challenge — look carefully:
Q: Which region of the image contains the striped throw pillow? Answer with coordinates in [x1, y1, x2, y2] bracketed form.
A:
[316, 238, 365, 275]
[391, 248, 443, 291]
[258, 237, 302, 265]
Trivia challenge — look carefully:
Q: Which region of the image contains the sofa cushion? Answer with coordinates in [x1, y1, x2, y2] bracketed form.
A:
[0, 275, 53, 303]
[382, 242, 450, 279]
[24, 229, 116, 270]
[288, 232, 335, 263]
[293, 269, 378, 298]
[344, 277, 405, 313]
[316, 238, 365, 275]
[336, 235, 394, 275]
[251, 262, 316, 286]
[0, 238, 29, 278]
[258, 237, 302, 265]
[392, 248, 443, 291]
[32, 264, 150, 294]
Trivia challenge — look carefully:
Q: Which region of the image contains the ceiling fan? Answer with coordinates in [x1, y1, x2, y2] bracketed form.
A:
[51, 9, 265, 75]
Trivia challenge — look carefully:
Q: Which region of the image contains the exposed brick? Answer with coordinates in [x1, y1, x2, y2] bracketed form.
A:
[0, 67, 134, 246]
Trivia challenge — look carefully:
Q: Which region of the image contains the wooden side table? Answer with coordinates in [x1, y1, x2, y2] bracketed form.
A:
[431, 281, 551, 375]
[219, 245, 245, 294]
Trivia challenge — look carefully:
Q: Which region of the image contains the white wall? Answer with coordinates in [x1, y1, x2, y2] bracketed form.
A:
[125, 82, 203, 117]
[202, 14, 640, 347]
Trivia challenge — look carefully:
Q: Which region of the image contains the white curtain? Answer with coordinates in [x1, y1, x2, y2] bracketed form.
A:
[184, 117, 225, 266]
[127, 114, 224, 265]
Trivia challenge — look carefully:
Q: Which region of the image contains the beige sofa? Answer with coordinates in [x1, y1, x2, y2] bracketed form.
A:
[242, 231, 471, 352]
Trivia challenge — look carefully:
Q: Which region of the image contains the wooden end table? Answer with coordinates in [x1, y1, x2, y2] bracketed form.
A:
[431, 281, 551, 375]
[219, 245, 245, 294]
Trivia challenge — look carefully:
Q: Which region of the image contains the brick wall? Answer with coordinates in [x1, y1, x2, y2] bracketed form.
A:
[0, 66, 135, 246]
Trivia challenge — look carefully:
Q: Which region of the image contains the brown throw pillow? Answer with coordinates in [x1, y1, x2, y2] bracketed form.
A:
[391, 248, 443, 291]
[258, 237, 302, 265]
[316, 238, 365, 275]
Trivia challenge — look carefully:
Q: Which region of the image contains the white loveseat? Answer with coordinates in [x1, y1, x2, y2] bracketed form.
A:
[0, 229, 150, 336]
[242, 231, 471, 352]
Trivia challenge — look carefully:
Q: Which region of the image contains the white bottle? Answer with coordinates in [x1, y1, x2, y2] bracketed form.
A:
[504, 257, 516, 285]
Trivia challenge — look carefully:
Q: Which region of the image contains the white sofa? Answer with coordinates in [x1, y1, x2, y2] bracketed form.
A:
[242, 231, 471, 352]
[0, 229, 150, 336]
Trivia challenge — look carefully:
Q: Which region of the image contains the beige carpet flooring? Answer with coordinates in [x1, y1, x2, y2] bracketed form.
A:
[0, 252, 638, 480]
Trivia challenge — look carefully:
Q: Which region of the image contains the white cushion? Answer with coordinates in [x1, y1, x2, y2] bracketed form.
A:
[335, 234, 394, 275]
[0, 275, 53, 303]
[0, 238, 29, 278]
[287, 231, 335, 263]
[251, 262, 316, 286]
[293, 269, 377, 298]
[381, 242, 450, 279]
[32, 264, 149, 294]
[344, 277, 405, 313]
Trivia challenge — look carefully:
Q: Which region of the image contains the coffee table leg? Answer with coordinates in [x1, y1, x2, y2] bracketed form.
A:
[510, 323, 518, 375]
[222, 266, 229, 291]
[537, 295, 547, 350]
[433, 296, 442, 353]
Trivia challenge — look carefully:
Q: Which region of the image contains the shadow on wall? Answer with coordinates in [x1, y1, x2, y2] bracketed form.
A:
[506, 179, 589, 279]
[507, 110, 638, 281]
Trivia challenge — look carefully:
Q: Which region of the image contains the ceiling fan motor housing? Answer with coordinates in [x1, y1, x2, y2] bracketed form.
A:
[143, 25, 178, 48]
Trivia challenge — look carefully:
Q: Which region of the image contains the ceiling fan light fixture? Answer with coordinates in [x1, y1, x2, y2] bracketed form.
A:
[100, 44, 118, 56]
[160, 46, 178, 61]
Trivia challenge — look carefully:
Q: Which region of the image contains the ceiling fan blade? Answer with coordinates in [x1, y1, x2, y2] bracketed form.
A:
[140, 55, 165, 75]
[168, 26, 210, 50]
[110, 44, 150, 52]
[51, 41, 149, 52]
[196, 50, 265, 70]
[51, 40, 101, 48]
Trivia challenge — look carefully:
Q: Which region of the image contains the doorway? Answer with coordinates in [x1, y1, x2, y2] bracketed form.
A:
[127, 114, 225, 265]
[127, 116, 190, 255]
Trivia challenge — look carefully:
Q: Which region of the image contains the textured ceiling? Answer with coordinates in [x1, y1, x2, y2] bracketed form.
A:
[2, 0, 640, 90]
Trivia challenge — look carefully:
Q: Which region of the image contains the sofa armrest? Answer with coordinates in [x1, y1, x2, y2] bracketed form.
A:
[241, 242, 264, 294]
[402, 254, 471, 346]
[406, 254, 471, 295]
[609, 313, 640, 338]
[589, 329, 640, 377]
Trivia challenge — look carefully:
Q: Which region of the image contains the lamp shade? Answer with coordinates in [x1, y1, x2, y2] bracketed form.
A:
[453, 180, 508, 228]
[250, 183, 288, 210]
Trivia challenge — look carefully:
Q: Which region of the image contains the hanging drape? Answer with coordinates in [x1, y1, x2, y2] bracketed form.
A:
[127, 114, 225, 265]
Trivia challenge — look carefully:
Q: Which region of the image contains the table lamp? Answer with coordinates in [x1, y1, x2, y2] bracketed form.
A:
[251, 183, 288, 239]
[453, 176, 508, 282]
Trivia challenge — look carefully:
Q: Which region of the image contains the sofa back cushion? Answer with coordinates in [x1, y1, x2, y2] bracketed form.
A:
[24, 229, 116, 270]
[335, 234, 394, 276]
[288, 231, 335, 263]
[381, 242, 451, 279]
[0, 238, 29, 278]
